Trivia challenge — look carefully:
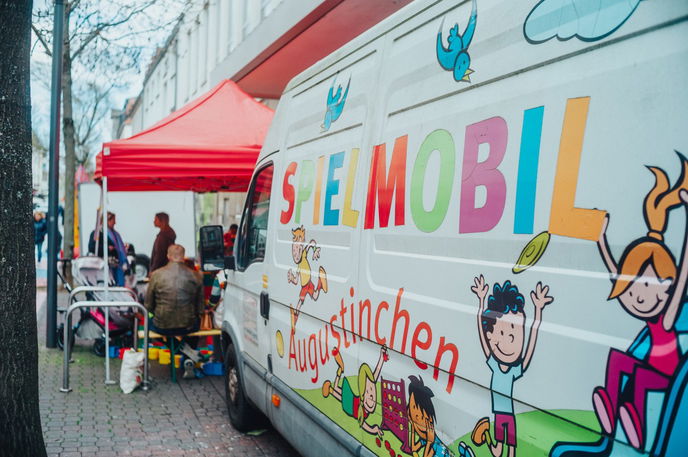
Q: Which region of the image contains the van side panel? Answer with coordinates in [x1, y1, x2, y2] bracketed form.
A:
[251, 1, 688, 456]
[263, 41, 384, 454]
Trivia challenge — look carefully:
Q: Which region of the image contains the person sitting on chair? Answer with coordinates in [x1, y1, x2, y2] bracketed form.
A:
[144, 244, 203, 378]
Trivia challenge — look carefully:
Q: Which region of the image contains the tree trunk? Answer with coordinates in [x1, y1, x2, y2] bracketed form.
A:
[0, 0, 47, 456]
[62, 0, 76, 260]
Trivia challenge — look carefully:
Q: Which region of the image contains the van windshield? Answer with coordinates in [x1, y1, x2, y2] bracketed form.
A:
[243, 164, 273, 267]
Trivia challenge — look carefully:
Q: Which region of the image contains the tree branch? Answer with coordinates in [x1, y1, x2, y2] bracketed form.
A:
[68, 0, 83, 15]
[81, 84, 111, 142]
[71, 0, 159, 60]
[31, 24, 52, 57]
[73, 10, 98, 35]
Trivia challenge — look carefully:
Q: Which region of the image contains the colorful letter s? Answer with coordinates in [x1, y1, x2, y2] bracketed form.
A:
[280, 162, 298, 224]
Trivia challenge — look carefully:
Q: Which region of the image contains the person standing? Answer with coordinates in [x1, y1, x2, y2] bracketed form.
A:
[223, 223, 238, 256]
[150, 212, 176, 273]
[33, 212, 47, 262]
[90, 212, 129, 286]
[106, 212, 129, 286]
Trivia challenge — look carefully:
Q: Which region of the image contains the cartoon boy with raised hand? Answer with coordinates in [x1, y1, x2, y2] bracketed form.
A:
[470, 276, 553, 457]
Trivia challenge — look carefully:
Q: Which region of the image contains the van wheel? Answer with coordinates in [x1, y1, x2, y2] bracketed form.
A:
[224, 341, 265, 432]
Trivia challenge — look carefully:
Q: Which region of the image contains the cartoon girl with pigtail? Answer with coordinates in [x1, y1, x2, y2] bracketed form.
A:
[593, 154, 688, 450]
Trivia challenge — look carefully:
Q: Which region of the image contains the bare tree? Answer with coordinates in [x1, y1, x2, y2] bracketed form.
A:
[73, 80, 114, 169]
[0, 0, 47, 455]
[32, 0, 185, 259]
[31, 66, 114, 172]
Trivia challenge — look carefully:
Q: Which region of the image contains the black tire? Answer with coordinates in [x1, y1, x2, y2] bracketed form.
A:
[56, 323, 74, 352]
[134, 254, 150, 281]
[224, 341, 266, 432]
[92, 337, 106, 357]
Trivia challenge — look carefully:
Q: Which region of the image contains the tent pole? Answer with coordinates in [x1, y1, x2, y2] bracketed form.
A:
[102, 177, 115, 384]
[193, 192, 198, 259]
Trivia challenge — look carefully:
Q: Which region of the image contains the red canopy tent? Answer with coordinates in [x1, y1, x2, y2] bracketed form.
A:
[95, 79, 274, 193]
[80, 80, 274, 383]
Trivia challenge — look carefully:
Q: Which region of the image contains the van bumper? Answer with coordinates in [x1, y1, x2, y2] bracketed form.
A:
[242, 355, 375, 457]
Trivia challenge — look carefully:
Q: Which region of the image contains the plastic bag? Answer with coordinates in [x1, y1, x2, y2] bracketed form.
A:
[210, 271, 226, 330]
[213, 299, 224, 329]
[119, 349, 144, 394]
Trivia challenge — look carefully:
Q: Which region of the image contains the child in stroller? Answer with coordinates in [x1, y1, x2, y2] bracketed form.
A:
[57, 256, 139, 357]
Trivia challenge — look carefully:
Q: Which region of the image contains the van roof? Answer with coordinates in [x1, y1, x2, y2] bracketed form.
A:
[257, 0, 431, 163]
[282, 0, 429, 95]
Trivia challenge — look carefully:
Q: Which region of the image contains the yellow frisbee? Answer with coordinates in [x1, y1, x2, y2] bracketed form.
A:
[513, 231, 550, 274]
[276, 330, 285, 358]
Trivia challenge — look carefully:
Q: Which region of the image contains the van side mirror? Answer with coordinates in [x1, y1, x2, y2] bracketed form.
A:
[199, 225, 235, 272]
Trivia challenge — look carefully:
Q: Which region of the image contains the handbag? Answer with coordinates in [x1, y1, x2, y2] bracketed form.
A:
[200, 309, 213, 331]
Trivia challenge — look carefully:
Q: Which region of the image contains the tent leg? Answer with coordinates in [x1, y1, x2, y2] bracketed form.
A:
[102, 177, 115, 385]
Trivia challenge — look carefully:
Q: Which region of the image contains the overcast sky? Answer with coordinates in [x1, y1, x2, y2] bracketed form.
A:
[30, 0, 183, 162]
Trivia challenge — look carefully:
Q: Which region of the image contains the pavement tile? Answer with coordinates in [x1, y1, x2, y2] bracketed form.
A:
[37, 289, 301, 457]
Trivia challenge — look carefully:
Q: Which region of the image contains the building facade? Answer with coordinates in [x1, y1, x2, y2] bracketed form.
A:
[113, 0, 411, 227]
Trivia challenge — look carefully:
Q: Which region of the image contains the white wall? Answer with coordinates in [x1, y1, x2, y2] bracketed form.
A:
[127, 0, 292, 133]
[79, 183, 197, 258]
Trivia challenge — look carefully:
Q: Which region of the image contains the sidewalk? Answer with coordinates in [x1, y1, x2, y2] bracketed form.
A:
[37, 289, 300, 457]
[36, 256, 47, 287]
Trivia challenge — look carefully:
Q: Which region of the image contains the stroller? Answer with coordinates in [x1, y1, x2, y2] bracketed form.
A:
[57, 256, 139, 357]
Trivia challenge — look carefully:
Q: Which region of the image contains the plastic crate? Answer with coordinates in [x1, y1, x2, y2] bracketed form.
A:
[202, 362, 224, 376]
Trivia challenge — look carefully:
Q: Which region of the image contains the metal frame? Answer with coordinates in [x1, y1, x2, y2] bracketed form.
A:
[68, 286, 137, 305]
[60, 300, 150, 393]
[60, 176, 152, 393]
[102, 177, 112, 381]
[65, 285, 142, 364]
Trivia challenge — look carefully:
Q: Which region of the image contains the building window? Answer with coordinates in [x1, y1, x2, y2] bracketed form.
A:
[241, 0, 250, 39]
[261, 0, 279, 18]
[226, 0, 233, 52]
[189, 24, 198, 93]
[200, 6, 208, 85]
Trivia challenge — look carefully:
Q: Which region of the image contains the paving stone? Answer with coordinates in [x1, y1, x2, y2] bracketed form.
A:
[37, 290, 300, 457]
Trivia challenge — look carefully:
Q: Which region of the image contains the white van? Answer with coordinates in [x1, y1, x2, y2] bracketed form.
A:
[200, 1, 688, 456]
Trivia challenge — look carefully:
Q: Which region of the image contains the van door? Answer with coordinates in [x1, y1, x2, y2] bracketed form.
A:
[225, 161, 274, 406]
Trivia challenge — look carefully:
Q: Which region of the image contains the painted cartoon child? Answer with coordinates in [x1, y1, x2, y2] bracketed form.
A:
[321, 345, 388, 438]
[407, 375, 454, 457]
[470, 277, 553, 457]
[287, 225, 328, 328]
[592, 158, 688, 450]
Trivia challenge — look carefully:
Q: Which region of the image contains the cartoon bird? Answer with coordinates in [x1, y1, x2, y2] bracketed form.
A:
[436, 0, 477, 82]
[322, 76, 350, 132]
